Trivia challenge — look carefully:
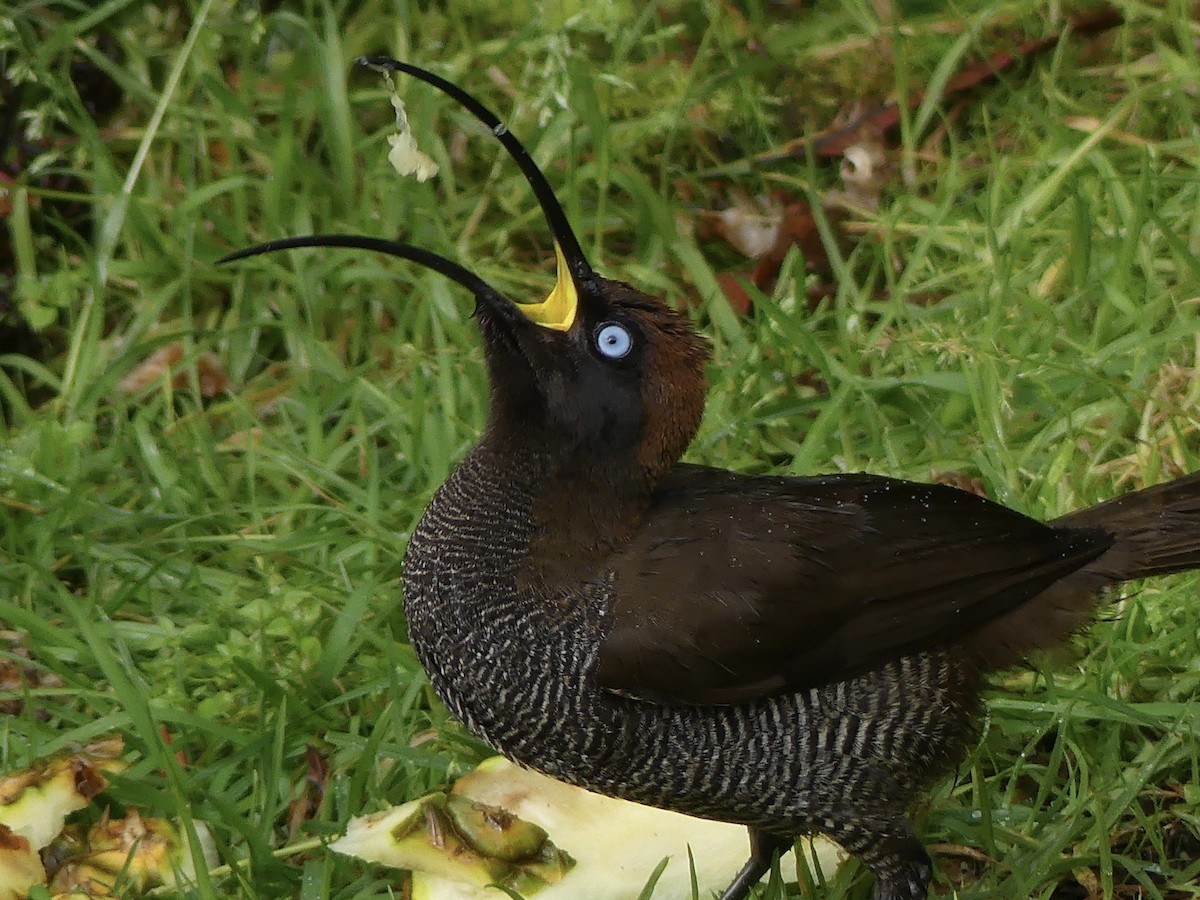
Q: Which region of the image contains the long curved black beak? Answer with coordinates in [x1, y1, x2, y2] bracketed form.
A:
[216, 234, 503, 302]
[219, 58, 592, 332]
[358, 56, 593, 285]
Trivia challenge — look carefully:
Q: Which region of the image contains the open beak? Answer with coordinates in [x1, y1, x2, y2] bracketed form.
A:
[220, 58, 590, 337]
[519, 244, 577, 332]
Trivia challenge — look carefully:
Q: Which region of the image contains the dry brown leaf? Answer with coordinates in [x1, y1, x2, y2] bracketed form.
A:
[116, 341, 231, 398]
[217, 427, 265, 452]
[698, 194, 783, 259]
[755, 6, 1124, 166]
[700, 193, 840, 315]
[932, 472, 989, 498]
[0, 173, 15, 218]
[828, 138, 893, 212]
[287, 745, 330, 841]
[1065, 115, 1154, 147]
[748, 200, 838, 305]
[715, 271, 755, 316]
[1036, 258, 1066, 298]
[1071, 866, 1103, 900]
[1, 630, 64, 717]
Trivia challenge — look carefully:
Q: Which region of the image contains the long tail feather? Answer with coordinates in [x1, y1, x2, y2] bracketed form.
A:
[1053, 472, 1200, 581]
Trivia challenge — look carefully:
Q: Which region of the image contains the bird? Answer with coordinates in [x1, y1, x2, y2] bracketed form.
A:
[222, 58, 1200, 900]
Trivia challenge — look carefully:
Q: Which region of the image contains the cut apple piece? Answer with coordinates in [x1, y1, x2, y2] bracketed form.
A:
[0, 824, 46, 900]
[45, 809, 218, 894]
[0, 738, 124, 851]
[332, 790, 573, 894]
[334, 757, 845, 899]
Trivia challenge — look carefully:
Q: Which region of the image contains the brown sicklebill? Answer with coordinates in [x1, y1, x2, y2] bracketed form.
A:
[222, 59, 1200, 900]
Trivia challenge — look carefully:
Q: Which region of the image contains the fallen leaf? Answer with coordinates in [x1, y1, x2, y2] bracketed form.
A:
[753, 5, 1124, 166]
[756, 200, 831, 279]
[287, 744, 330, 840]
[715, 271, 755, 316]
[1065, 115, 1154, 148]
[933, 472, 988, 498]
[1036, 258, 1065, 298]
[1071, 866, 1102, 900]
[0, 630, 64, 717]
[115, 341, 231, 398]
[698, 194, 783, 259]
[829, 138, 893, 211]
[700, 194, 838, 314]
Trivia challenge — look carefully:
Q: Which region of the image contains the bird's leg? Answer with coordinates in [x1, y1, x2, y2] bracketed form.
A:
[868, 835, 931, 900]
[826, 819, 933, 900]
[718, 828, 793, 900]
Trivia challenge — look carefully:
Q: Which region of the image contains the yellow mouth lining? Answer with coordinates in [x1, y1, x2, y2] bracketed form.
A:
[515, 243, 577, 331]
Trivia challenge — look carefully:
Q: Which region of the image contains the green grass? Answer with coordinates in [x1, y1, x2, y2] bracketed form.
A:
[3, 1, 1200, 898]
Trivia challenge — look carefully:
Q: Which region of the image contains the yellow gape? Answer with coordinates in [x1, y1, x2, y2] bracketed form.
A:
[516, 243, 577, 332]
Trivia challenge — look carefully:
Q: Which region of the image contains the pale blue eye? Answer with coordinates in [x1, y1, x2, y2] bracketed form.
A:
[594, 322, 632, 359]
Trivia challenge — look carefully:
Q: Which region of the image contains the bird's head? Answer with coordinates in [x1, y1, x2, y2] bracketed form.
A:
[222, 59, 709, 492]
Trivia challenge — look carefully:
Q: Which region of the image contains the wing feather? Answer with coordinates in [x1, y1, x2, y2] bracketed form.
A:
[595, 465, 1111, 704]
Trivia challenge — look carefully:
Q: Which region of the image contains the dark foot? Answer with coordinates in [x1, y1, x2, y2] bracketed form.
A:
[866, 832, 932, 900]
[718, 828, 793, 900]
[822, 818, 932, 900]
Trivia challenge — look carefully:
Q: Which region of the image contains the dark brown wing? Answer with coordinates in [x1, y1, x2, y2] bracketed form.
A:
[595, 464, 1112, 704]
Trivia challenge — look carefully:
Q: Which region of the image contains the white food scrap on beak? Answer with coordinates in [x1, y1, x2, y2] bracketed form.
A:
[386, 90, 439, 182]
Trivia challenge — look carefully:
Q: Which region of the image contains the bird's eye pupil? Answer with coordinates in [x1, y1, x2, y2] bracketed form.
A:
[594, 322, 633, 360]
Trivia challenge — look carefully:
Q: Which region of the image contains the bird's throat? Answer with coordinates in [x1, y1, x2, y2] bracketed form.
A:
[465, 439, 654, 592]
